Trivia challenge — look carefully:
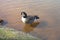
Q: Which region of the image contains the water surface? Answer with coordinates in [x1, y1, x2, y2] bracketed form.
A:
[0, 0, 60, 40]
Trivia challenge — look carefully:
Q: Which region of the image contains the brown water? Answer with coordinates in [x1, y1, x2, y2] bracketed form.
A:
[0, 0, 60, 40]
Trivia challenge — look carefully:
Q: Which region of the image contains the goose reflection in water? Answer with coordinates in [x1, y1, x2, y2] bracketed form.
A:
[23, 22, 40, 33]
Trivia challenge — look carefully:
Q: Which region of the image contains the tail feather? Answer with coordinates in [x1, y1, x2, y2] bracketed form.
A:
[34, 16, 39, 19]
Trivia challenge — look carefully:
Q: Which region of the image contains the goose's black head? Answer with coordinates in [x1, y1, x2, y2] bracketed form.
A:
[21, 12, 27, 18]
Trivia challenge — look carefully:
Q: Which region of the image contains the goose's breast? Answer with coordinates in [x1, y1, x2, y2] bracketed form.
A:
[21, 17, 27, 23]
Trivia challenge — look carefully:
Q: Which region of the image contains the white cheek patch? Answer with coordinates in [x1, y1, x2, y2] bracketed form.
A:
[21, 17, 27, 23]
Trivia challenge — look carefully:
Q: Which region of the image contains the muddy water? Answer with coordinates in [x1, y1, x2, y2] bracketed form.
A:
[0, 0, 60, 40]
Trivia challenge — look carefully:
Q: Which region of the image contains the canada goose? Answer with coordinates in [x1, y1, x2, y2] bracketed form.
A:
[21, 12, 39, 24]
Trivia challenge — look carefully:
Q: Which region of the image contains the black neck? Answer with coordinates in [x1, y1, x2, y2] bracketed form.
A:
[21, 12, 27, 18]
[23, 16, 27, 18]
